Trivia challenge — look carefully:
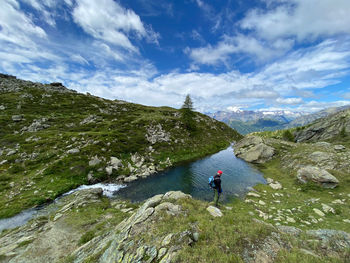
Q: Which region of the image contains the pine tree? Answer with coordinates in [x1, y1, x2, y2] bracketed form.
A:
[180, 94, 196, 132]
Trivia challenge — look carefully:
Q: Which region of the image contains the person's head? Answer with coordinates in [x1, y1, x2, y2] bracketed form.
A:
[217, 170, 223, 176]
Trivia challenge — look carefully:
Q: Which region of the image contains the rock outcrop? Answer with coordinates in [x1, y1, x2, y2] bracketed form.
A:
[0, 190, 196, 263]
[297, 166, 339, 188]
[235, 136, 275, 164]
[294, 108, 350, 142]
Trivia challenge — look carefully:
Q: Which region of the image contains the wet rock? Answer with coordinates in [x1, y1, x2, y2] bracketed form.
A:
[206, 206, 223, 217]
[297, 166, 339, 188]
[124, 175, 138, 183]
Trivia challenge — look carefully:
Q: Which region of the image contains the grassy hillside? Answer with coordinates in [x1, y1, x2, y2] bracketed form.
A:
[0, 74, 241, 219]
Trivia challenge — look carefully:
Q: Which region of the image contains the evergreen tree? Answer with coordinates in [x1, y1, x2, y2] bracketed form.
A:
[180, 94, 196, 132]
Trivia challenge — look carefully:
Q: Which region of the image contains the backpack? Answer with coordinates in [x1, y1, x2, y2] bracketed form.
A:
[208, 176, 215, 188]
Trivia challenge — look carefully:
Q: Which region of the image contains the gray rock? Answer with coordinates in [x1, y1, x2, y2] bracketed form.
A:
[163, 191, 191, 200]
[192, 232, 199, 242]
[0, 105, 5, 110]
[67, 148, 80, 154]
[206, 206, 223, 217]
[235, 136, 275, 164]
[155, 202, 181, 215]
[124, 175, 138, 183]
[110, 157, 122, 168]
[11, 115, 23, 122]
[315, 142, 331, 148]
[269, 181, 282, 190]
[277, 225, 302, 236]
[309, 151, 330, 162]
[105, 166, 113, 175]
[334, 145, 346, 151]
[7, 150, 17, 156]
[89, 156, 101, 166]
[297, 166, 339, 188]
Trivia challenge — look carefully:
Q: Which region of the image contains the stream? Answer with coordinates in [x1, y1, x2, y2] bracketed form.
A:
[0, 146, 265, 232]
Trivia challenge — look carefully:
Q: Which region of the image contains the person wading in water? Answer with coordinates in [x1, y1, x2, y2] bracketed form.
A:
[209, 170, 223, 207]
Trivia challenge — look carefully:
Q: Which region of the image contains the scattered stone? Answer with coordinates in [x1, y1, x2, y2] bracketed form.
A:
[110, 157, 122, 168]
[269, 182, 282, 190]
[334, 145, 346, 151]
[247, 192, 260, 198]
[146, 124, 171, 144]
[315, 142, 331, 147]
[286, 217, 296, 223]
[206, 206, 223, 217]
[343, 219, 350, 223]
[192, 232, 199, 242]
[297, 166, 339, 188]
[11, 115, 23, 122]
[0, 105, 5, 110]
[0, 160, 7, 165]
[321, 203, 335, 214]
[332, 199, 345, 204]
[266, 178, 274, 184]
[313, 208, 325, 217]
[67, 148, 80, 154]
[258, 200, 266, 206]
[7, 150, 17, 156]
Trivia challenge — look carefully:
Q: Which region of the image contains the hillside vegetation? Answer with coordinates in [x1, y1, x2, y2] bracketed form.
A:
[0, 74, 241, 219]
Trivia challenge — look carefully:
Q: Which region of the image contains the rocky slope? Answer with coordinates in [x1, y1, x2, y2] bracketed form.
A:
[0, 74, 241, 219]
[294, 108, 350, 142]
[1, 188, 349, 263]
[232, 112, 350, 262]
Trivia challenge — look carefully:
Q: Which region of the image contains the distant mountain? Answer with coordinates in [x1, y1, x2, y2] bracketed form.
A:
[286, 105, 350, 128]
[207, 110, 304, 134]
[208, 106, 350, 135]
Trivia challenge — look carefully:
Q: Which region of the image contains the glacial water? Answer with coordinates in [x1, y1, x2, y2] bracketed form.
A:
[117, 146, 266, 203]
[0, 146, 265, 232]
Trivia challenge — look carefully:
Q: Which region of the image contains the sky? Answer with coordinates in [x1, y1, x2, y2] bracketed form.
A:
[1, 0, 350, 113]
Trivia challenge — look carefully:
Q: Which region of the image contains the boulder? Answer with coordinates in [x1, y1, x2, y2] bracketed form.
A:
[235, 136, 275, 164]
[89, 156, 101, 166]
[124, 175, 138, 183]
[163, 191, 191, 200]
[206, 206, 223, 217]
[297, 166, 339, 188]
[110, 157, 122, 168]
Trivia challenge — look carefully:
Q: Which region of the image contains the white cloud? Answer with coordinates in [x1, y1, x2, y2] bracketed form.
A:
[186, 34, 284, 66]
[0, 0, 46, 47]
[276, 97, 303, 105]
[72, 0, 158, 51]
[241, 0, 350, 41]
[341, 92, 350, 100]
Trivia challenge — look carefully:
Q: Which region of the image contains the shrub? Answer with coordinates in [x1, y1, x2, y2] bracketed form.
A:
[282, 130, 294, 142]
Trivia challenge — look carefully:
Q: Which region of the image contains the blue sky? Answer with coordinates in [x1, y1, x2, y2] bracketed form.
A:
[1, 0, 350, 113]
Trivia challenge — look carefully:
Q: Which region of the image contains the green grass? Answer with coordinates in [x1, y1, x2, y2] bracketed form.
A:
[0, 81, 242, 219]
